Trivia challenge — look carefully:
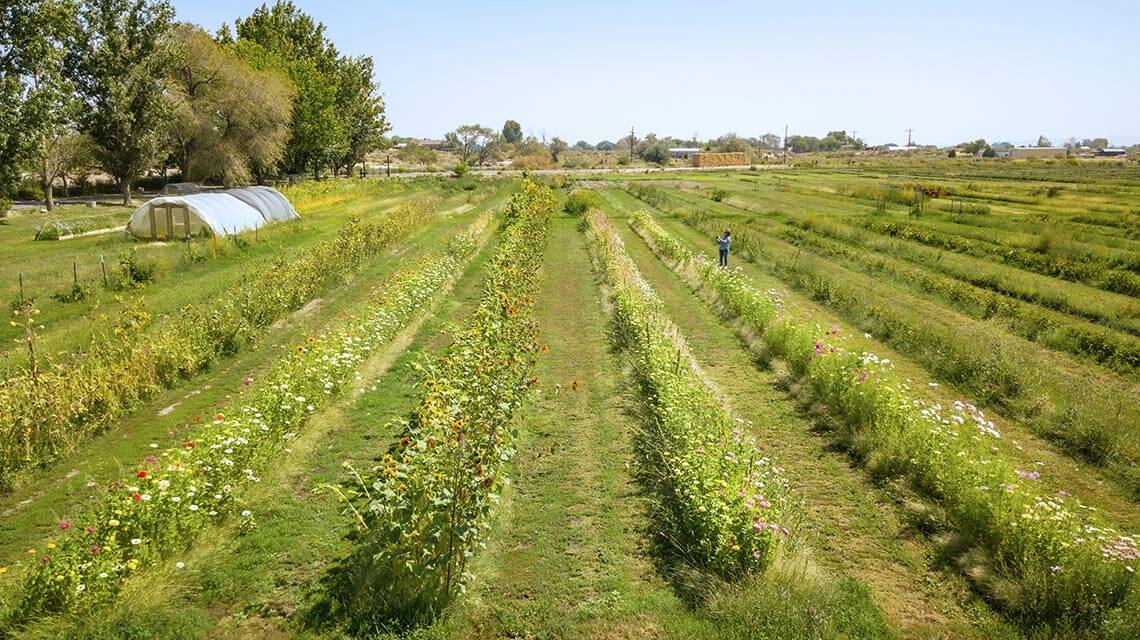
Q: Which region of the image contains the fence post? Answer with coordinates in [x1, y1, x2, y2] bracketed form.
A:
[100, 255, 108, 288]
[73, 261, 78, 288]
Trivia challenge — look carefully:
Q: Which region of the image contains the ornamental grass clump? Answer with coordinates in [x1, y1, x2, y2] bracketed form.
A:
[2, 219, 487, 627]
[331, 179, 555, 631]
[629, 209, 1140, 633]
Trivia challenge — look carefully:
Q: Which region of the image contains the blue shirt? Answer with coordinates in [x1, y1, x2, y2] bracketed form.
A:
[717, 236, 731, 251]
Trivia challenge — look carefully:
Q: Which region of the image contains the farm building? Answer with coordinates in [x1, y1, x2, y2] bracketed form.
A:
[691, 152, 749, 167]
[1096, 148, 1127, 157]
[126, 186, 299, 240]
[669, 147, 702, 160]
[1008, 147, 1068, 159]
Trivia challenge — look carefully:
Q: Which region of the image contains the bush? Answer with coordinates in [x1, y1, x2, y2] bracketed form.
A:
[452, 160, 469, 178]
[563, 189, 605, 216]
[117, 250, 157, 287]
[616, 154, 630, 166]
[710, 188, 728, 202]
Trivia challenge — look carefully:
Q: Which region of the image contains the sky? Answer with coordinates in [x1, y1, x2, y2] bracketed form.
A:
[172, 0, 1140, 147]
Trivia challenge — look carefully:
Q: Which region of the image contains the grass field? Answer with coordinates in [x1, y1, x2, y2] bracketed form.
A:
[0, 164, 1137, 639]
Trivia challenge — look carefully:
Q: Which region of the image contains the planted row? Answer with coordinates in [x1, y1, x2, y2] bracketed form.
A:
[630, 210, 1139, 634]
[863, 219, 1140, 297]
[583, 209, 792, 577]
[329, 179, 556, 631]
[1, 216, 488, 627]
[675, 207, 1140, 489]
[0, 198, 434, 489]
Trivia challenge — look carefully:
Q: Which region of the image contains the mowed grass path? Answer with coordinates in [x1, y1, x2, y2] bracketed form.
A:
[437, 214, 704, 638]
[605, 206, 1015, 639]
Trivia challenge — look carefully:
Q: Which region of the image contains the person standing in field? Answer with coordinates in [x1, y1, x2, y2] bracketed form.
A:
[716, 229, 732, 267]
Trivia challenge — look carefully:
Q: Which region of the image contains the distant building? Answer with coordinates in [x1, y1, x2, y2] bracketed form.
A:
[1008, 147, 1067, 160]
[1096, 148, 1127, 157]
[669, 147, 701, 160]
[691, 152, 749, 167]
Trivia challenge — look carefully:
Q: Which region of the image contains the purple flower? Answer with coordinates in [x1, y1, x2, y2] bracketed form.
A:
[1015, 470, 1040, 481]
[1050, 565, 1062, 574]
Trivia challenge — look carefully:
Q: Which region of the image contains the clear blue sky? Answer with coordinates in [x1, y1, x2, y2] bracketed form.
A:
[173, 0, 1139, 147]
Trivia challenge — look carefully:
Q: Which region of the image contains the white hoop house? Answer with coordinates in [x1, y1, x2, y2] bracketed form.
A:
[126, 186, 299, 239]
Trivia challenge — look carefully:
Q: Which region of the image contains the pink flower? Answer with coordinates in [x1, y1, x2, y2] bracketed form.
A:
[145, 456, 158, 463]
[91, 545, 101, 555]
[58, 522, 70, 531]
[84, 527, 94, 535]
[752, 550, 762, 559]
[820, 404, 829, 413]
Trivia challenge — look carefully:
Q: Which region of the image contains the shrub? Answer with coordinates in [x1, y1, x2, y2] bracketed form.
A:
[452, 160, 469, 178]
[117, 250, 157, 287]
[563, 188, 605, 216]
[710, 188, 728, 202]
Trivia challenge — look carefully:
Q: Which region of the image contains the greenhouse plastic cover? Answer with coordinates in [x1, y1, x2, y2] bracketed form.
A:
[127, 186, 299, 238]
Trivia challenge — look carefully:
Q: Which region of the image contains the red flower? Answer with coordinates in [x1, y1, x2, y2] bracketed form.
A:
[137, 470, 148, 479]
[58, 522, 70, 530]
[194, 415, 201, 423]
[132, 493, 142, 502]
[182, 440, 196, 448]
[215, 414, 224, 421]
[85, 527, 95, 534]
[41, 556, 50, 563]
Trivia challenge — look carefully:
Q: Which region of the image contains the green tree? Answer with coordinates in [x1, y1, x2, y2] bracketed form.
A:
[1037, 134, 1052, 147]
[397, 142, 436, 167]
[1, 0, 76, 203]
[502, 119, 522, 144]
[642, 141, 671, 165]
[959, 138, 988, 154]
[234, 1, 386, 178]
[1081, 137, 1109, 149]
[329, 55, 389, 177]
[447, 124, 495, 163]
[595, 140, 616, 151]
[982, 147, 997, 158]
[68, 0, 175, 204]
[167, 24, 294, 185]
[549, 136, 568, 162]
[573, 140, 594, 151]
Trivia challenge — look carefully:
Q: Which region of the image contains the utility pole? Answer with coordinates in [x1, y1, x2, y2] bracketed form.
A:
[386, 154, 391, 177]
[905, 128, 914, 148]
[783, 124, 788, 163]
[629, 126, 635, 163]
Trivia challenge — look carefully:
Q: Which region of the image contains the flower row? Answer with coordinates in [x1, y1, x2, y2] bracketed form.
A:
[0, 197, 435, 489]
[2, 215, 489, 625]
[339, 179, 556, 629]
[629, 210, 1139, 630]
[584, 209, 791, 579]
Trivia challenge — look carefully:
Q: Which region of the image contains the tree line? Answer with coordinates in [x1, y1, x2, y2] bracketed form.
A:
[1, 0, 388, 209]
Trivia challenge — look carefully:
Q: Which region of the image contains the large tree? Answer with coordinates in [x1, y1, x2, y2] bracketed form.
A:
[68, 0, 175, 204]
[501, 119, 522, 144]
[234, 1, 387, 178]
[1, 1, 75, 204]
[167, 24, 293, 185]
[330, 55, 389, 177]
[446, 124, 495, 163]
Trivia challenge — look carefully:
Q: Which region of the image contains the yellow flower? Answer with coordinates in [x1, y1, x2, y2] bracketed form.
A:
[126, 559, 139, 570]
[26, 548, 35, 555]
[0, 567, 7, 575]
[108, 519, 120, 527]
[47, 543, 56, 550]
